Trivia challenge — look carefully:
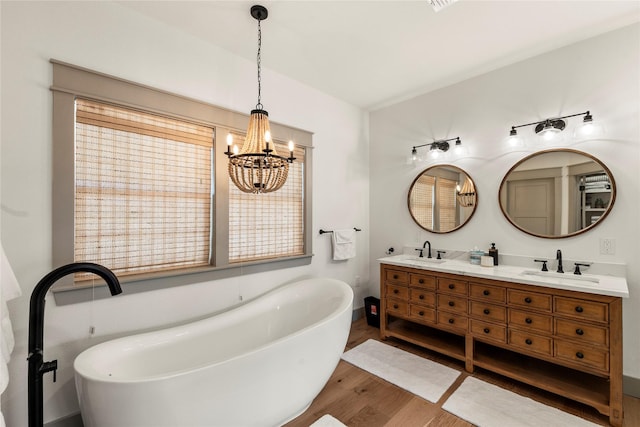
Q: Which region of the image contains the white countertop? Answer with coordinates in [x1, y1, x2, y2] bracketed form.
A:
[378, 254, 629, 298]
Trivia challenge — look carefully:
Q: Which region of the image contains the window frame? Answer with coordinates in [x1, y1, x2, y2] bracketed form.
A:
[51, 60, 313, 304]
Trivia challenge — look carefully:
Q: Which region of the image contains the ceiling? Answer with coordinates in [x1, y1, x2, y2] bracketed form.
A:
[118, 1, 640, 110]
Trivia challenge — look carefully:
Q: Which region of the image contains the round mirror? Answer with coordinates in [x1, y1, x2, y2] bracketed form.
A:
[499, 149, 616, 238]
[408, 165, 478, 233]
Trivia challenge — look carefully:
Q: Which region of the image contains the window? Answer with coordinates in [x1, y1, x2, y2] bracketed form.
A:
[51, 60, 313, 301]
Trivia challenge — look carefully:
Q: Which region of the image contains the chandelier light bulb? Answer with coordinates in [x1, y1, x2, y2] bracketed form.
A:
[226, 133, 233, 146]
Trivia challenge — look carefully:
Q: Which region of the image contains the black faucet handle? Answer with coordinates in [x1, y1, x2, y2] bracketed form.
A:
[573, 262, 591, 275]
[436, 250, 446, 260]
[415, 248, 424, 258]
[40, 359, 58, 383]
[534, 259, 548, 271]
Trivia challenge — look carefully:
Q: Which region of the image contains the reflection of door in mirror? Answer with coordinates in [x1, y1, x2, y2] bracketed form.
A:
[499, 149, 616, 238]
[506, 178, 554, 235]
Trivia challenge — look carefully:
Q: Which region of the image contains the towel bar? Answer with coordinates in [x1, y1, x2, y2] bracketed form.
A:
[319, 228, 361, 235]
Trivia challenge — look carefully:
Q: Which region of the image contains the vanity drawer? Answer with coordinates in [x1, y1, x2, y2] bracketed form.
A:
[470, 301, 506, 323]
[554, 297, 608, 324]
[386, 298, 408, 316]
[508, 329, 553, 356]
[385, 269, 409, 285]
[555, 340, 609, 372]
[409, 305, 436, 324]
[471, 319, 507, 343]
[555, 318, 609, 347]
[437, 278, 468, 296]
[469, 283, 506, 303]
[508, 309, 553, 334]
[410, 274, 436, 290]
[386, 284, 409, 300]
[437, 294, 468, 314]
[437, 311, 468, 332]
[410, 289, 436, 307]
[508, 289, 552, 312]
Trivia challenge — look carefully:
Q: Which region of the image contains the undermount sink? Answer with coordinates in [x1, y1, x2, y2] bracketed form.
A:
[403, 255, 446, 264]
[520, 269, 599, 284]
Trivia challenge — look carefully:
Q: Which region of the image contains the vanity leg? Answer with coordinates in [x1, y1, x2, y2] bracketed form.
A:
[609, 298, 623, 427]
[465, 334, 474, 373]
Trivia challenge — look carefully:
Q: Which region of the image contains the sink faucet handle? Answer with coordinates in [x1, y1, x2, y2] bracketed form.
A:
[415, 248, 424, 258]
[436, 250, 446, 260]
[573, 262, 591, 275]
[534, 259, 548, 272]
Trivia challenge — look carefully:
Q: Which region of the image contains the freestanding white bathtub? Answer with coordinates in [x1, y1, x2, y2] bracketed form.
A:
[74, 277, 353, 427]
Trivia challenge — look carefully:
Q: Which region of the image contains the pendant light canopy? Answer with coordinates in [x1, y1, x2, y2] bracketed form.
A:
[225, 5, 295, 194]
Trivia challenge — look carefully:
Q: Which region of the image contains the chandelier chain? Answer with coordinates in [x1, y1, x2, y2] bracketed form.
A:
[256, 19, 262, 110]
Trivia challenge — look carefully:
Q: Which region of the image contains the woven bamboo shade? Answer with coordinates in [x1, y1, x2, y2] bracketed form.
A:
[74, 99, 213, 280]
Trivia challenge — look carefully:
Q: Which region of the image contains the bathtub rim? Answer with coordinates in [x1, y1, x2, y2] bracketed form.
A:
[74, 277, 354, 384]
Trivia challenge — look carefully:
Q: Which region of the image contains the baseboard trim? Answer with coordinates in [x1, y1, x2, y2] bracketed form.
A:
[44, 412, 82, 427]
[624, 374, 640, 398]
[352, 307, 364, 322]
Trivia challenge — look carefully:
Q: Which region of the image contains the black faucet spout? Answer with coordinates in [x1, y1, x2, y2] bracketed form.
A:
[28, 262, 121, 427]
[422, 240, 432, 258]
[556, 249, 564, 274]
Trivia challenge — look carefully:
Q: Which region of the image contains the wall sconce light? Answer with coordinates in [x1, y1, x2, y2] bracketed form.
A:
[507, 111, 602, 146]
[411, 137, 462, 162]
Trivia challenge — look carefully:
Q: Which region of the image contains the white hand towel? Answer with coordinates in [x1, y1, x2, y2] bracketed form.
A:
[1, 243, 21, 396]
[331, 229, 356, 261]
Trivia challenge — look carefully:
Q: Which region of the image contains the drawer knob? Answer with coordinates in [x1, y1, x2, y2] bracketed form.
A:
[448, 318, 455, 324]
[525, 338, 532, 345]
[448, 283, 455, 289]
[576, 352, 584, 359]
[448, 301, 455, 307]
[575, 306, 584, 313]
[393, 289, 399, 294]
[525, 318, 532, 324]
[576, 328, 584, 336]
[419, 278, 424, 284]
[524, 297, 532, 303]
[419, 311, 424, 316]
[483, 328, 490, 334]
[483, 290, 490, 296]
[483, 308, 490, 315]
[393, 304, 399, 309]
[393, 274, 398, 279]
[419, 294, 425, 300]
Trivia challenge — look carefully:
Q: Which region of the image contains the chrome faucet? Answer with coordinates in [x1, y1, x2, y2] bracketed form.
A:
[423, 240, 432, 258]
[556, 249, 564, 273]
[28, 262, 122, 427]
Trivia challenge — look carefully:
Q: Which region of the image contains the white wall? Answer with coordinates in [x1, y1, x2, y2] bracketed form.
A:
[370, 24, 640, 379]
[0, 2, 369, 424]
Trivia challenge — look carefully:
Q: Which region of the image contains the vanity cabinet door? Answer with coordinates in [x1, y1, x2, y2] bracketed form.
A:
[437, 311, 468, 332]
[410, 274, 436, 290]
[409, 305, 437, 324]
[470, 301, 506, 323]
[387, 298, 408, 316]
[470, 319, 507, 343]
[437, 295, 468, 314]
[555, 340, 609, 372]
[386, 284, 409, 300]
[385, 269, 409, 285]
[410, 289, 436, 307]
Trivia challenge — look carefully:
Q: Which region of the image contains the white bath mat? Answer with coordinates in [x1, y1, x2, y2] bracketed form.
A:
[442, 376, 600, 427]
[309, 414, 346, 427]
[341, 339, 461, 403]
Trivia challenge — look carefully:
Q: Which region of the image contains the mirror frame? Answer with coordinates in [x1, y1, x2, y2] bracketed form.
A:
[498, 148, 616, 239]
[408, 164, 478, 234]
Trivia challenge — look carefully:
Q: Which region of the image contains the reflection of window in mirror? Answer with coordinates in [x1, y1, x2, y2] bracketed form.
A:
[408, 165, 477, 233]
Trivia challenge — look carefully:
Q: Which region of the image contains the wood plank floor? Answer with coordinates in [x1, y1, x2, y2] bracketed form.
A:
[285, 317, 640, 427]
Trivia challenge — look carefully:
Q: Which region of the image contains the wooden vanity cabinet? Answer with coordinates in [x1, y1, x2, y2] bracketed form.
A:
[380, 263, 624, 427]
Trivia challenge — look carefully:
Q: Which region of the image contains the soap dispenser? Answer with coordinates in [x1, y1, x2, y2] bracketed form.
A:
[489, 243, 499, 266]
